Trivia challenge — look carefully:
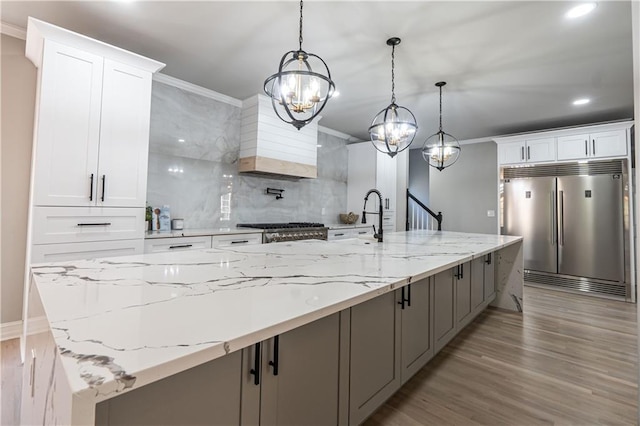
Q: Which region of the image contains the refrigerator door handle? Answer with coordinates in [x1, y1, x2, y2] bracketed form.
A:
[551, 191, 556, 245]
[559, 190, 564, 246]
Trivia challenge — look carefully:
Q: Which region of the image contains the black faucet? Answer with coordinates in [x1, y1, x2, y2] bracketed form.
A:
[362, 189, 384, 243]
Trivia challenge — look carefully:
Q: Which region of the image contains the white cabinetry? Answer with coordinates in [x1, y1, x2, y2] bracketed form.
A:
[328, 227, 371, 241]
[144, 236, 212, 254]
[497, 137, 555, 165]
[557, 130, 627, 160]
[25, 19, 163, 267]
[347, 142, 407, 232]
[212, 233, 263, 248]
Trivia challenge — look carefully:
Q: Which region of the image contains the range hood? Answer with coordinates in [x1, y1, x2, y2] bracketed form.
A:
[239, 94, 318, 179]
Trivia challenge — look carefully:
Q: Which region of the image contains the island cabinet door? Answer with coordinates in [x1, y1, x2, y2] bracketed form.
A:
[483, 252, 497, 302]
[348, 291, 401, 425]
[471, 257, 486, 314]
[95, 350, 243, 425]
[240, 313, 341, 426]
[434, 268, 456, 354]
[455, 261, 473, 330]
[399, 278, 434, 384]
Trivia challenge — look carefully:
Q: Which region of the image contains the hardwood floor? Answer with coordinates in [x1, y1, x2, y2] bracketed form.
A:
[1, 286, 637, 425]
[365, 286, 638, 425]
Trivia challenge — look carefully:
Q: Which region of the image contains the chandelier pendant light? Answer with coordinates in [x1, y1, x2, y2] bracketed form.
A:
[264, 0, 335, 130]
[368, 37, 418, 158]
[421, 81, 461, 171]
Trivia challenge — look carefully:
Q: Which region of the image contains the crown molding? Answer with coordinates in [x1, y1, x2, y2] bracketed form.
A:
[1, 21, 27, 40]
[153, 73, 242, 108]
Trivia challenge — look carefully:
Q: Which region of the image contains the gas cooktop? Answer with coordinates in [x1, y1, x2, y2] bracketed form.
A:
[237, 222, 325, 230]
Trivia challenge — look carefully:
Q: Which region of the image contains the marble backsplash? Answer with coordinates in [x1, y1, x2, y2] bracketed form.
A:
[147, 81, 349, 228]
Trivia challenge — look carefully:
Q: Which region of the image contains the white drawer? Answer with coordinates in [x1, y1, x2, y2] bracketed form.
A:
[353, 227, 372, 237]
[31, 239, 143, 263]
[32, 207, 144, 244]
[212, 233, 263, 248]
[328, 229, 352, 240]
[144, 236, 212, 254]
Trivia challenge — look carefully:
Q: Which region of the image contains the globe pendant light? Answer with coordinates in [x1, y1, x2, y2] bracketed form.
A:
[264, 0, 335, 130]
[421, 81, 461, 171]
[369, 37, 418, 158]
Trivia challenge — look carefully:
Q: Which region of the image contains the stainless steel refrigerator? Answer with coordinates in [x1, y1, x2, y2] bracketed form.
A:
[502, 160, 630, 299]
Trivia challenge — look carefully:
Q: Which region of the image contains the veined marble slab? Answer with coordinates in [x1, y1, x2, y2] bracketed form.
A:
[22, 230, 522, 424]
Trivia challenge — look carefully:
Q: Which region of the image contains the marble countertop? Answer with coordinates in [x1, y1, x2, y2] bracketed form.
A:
[145, 228, 263, 239]
[30, 230, 522, 403]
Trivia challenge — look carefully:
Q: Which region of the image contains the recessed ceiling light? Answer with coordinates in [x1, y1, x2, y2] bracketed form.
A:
[178, 138, 185, 143]
[573, 98, 590, 106]
[566, 3, 597, 19]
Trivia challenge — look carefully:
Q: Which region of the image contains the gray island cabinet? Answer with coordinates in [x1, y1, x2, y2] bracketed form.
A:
[21, 231, 523, 425]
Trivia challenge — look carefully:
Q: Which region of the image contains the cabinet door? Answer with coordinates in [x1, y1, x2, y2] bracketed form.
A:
[97, 59, 152, 207]
[346, 143, 377, 214]
[471, 257, 485, 312]
[455, 262, 473, 328]
[96, 351, 242, 425]
[484, 253, 496, 301]
[526, 137, 555, 163]
[434, 268, 456, 353]
[557, 133, 590, 160]
[497, 141, 526, 165]
[33, 40, 103, 207]
[349, 291, 401, 425]
[400, 279, 433, 384]
[591, 130, 627, 158]
[260, 313, 340, 426]
[376, 150, 397, 212]
[31, 239, 143, 263]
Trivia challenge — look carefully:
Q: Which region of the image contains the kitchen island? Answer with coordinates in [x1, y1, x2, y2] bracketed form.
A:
[21, 230, 523, 425]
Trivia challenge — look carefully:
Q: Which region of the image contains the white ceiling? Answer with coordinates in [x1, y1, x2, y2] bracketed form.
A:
[1, 1, 634, 143]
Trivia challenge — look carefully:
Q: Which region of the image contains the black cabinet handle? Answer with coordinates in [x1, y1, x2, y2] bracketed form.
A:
[398, 287, 406, 309]
[101, 175, 106, 202]
[485, 253, 492, 265]
[89, 173, 94, 201]
[77, 222, 112, 226]
[527, 146, 530, 160]
[585, 140, 588, 156]
[169, 244, 193, 249]
[592, 139, 596, 155]
[406, 284, 411, 307]
[460, 264, 464, 279]
[230, 240, 249, 244]
[334, 233, 345, 237]
[521, 146, 524, 160]
[268, 335, 279, 376]
[454, 265, 459, 279]
[250, 342, 261, 386]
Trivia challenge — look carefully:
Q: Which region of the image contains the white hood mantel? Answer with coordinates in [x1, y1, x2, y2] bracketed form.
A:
[238, 94, 319, 179]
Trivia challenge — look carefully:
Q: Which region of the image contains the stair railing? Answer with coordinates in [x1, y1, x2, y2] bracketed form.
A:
[406, 189, 443, 231]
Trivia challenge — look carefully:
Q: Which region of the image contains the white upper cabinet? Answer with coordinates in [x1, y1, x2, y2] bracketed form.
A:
[376, 150, 398, 212]
[557, 130, 627, 160]
[496, 122, 632, 166]
[27, 18, 164, 208]
[97, 59, 152, 207]
[497, 137, 555, 165]
[33, 41, 104, 206]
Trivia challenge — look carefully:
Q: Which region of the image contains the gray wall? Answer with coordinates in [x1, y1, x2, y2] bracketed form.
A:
[429, 141, 498, 234]
[408, 149, 430, 205]
[1, 34, 36, 323]
[146, 81, 348, 228]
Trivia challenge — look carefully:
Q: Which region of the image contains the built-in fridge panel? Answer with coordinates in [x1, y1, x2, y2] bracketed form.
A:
[557, 175, 624, 282]
[503, 177, 557, 274]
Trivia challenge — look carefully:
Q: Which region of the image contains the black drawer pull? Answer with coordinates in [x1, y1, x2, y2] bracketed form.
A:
[77, 222, 112, 226]
[169, 244, 193, 249]
[398, 287, 406, 309]
[230, 240, 249, 244]
[250, 343, 261, 386]
[485, 253, 492, 265]
[358, 231, 367, 234]
[334, 233, 345, 237]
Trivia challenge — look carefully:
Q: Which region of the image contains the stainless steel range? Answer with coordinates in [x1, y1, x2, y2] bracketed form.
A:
[237, 222, 328, 243]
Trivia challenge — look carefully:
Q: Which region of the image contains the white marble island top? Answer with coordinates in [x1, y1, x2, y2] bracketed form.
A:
[27, 230, 522, 420]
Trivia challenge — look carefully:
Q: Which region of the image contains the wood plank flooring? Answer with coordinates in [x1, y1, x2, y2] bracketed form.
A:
[1, 286, 637, 425]
[365, 286, 638, 425]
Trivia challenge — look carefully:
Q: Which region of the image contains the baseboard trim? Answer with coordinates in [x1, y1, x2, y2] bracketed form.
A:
[1, 321, 23, 341]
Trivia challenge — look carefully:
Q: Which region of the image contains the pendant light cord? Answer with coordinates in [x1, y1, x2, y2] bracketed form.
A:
[390, 44, 396, 104]
[438, 84, 443, 132]
[298, 0, 304, 51]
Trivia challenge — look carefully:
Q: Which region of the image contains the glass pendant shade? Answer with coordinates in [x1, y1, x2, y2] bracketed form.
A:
[421, 130, 461, 171]
[369, 37, 417, 158]
[369, 104, 418, 158]
[422, 81, 460, 170]
[264, 1, 335, 130]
